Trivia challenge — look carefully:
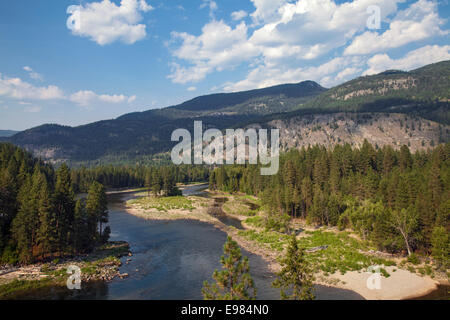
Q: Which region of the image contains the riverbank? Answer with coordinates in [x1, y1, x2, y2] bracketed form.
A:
[126, 194, 217, 224]
[0, 241, 131, 299]
[124, 189, 446, 300]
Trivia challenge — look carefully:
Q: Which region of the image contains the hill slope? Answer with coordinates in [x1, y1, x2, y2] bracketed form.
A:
[283, 60, 450, 123]
[0, 130, 18, 137]
[6, 61, 450, 164]
[8, 81, 326, 164]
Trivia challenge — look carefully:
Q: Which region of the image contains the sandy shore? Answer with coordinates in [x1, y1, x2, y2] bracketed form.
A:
[124, 192, 443, 300]
[329, 267, 439, 300]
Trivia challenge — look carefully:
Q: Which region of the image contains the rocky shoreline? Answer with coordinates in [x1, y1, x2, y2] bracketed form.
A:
[0, 241, 131, 299]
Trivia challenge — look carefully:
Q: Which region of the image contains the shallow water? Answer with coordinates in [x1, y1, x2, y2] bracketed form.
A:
[11, 186, 364, 300]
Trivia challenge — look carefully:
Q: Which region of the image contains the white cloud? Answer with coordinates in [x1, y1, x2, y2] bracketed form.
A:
[127, 95, 137, 103]
[231, 10, 248, 21]
[200, 0, 218, 19]
[66, 0, 154, 45]
[23, 66, 44, 81]
[187, 86, 197, 92]
[69, 90, 131, 106]
[0, 73, 64, 100]
[364, 45, 450, 75]
[168, 20, 257, 84]
[223, 56, 364, 91]
[0, 72, 135, 107]
[250, 0, 286, 24]
[168, 0, 402, 86]
[345, 0, 447, 55]
[168, 0, 449, 91]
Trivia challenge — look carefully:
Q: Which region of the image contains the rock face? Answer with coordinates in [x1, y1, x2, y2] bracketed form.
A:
[267, 113, 449, 153]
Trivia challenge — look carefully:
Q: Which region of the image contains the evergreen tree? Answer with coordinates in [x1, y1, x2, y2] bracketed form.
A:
[53, 164, 75, 255]
[86, 181, 109, 244]
[431, 226, 449, 270]
[36, 171, 57, 259]
[272, 235, 315, 300]
[11, 176, 35, 264]
[202, 237, 256, 300]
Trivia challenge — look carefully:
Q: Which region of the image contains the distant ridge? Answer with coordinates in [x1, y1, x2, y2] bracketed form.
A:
[0, 130, 19, 137]
[5, 60, 450, 164]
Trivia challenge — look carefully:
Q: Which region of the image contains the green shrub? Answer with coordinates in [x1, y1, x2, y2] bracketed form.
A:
[407, 253, 420, 265]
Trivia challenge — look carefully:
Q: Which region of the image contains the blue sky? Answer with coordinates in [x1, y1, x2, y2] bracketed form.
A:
[0, 0, 449, 130]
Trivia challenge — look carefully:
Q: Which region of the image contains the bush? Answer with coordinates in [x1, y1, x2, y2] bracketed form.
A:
[1, 245, 19, 265]
[407, 253, 420, 265]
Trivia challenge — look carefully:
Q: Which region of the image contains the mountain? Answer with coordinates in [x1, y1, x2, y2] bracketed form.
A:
[5, 61, 450, 165]
[7, 81, 326, 164]
[0, 130, 18, 137]
[280, 60, 450, 123]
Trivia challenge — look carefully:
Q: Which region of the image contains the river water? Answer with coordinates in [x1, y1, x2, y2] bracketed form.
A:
[13, 185, 366, 300]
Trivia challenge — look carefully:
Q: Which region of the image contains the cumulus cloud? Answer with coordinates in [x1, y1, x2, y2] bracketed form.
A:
[0, 73, 64, 100]
[69, 90, 131, 106]
[168, 0, 401, 86]
[187, 86, 197, 92]
[223, 56, 364, 92]
[0, 72, 135, 107]
[231, 10, 248, 21]
[66, 0, 154, 45]
[168, 0, 448, 91]
[345, 0, 447, 56]
[364, 45, 450, 75]
[168, 20, 257, 84]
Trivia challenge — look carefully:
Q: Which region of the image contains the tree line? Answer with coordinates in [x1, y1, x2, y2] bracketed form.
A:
[209, 141, 449, 267]
[0, 143, 109, 264]
[71, 164, 209, 193]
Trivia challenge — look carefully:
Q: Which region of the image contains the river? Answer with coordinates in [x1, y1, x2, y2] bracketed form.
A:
[14, 184, 366, 300]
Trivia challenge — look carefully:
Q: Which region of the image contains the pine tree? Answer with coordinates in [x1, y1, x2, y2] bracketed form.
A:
[151, 170, 162, 196]
[36, 171, 57, 259]
[11, 176, 35, 264]
[272, 235, 315, 300]
[53, 164, 75, 255]
[86, 181, 109, 244]
[431, 226, 449, 270]
[0, 168, 17, 251]
[202, 237, 256, 300]
[73, 199, 93, 253]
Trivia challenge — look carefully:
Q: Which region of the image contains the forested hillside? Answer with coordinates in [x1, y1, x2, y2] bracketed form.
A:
[0, 143, 113, 264]
[209, 141, 449, 265]
[6, 81, 325, 164]
[282, 60, 450, 124]
[5, 60, 449, 165]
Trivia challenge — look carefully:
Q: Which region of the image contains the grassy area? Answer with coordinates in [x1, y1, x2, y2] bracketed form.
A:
[238, 229, 290, 252]
[128, 196, 195, 212]
[244, 216, 265, 228]
[221, 195, 261, 217]
[0, 278, 59, 299]
[238, 229, 397, 275]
